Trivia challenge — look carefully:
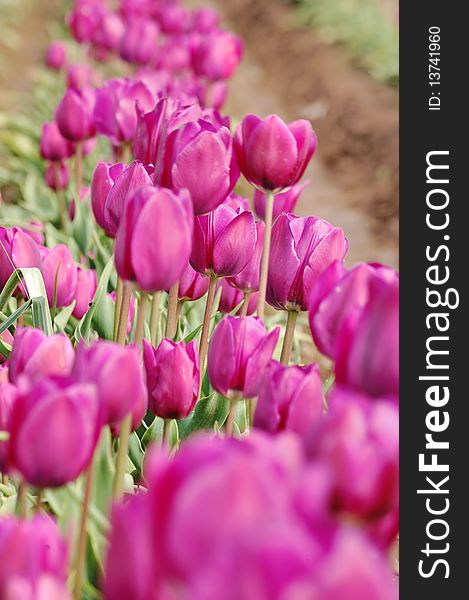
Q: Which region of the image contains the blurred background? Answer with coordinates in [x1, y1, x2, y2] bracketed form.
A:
[0, 0, 398, 267]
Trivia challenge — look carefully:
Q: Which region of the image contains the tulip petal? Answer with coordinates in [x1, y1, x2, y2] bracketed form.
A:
[244, 326, 280, 398]
[213, 211, 257, 277]
[208, 318, 236, 396]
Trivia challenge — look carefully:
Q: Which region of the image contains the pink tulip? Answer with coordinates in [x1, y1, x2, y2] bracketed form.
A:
[191, 204, 256, 278]
[109, 290, 135, 335]
[72, 267, 97, 319]
[73, 341, 147, 429]
[0, 227, 42, 290]
[0, 383, 16, 471]
[92, 10, 125, 52]
[156, 3, 191, 34]
[8, 376, 101, 487]
[104, 160, 153, 236]
[55, 87, 96, 142]
[115, 186, 193, 293]
[177, 262, 209, 301]
[45, 41, 67, 70]
[90, 161, 126, 236]
[162, 118, 239, 214]
[218, 279, 257, 315]
[93, 78, 155, 145]
[68, 2, 102, 43]
[192, 31, 243, 81]
[254, 361, 323, 435]
[40, 122, 75, 162]
[119, 19, 159, 65]
[335, 276, 399, 398]
[8, 328, 75, 384]
[223, 193, 249, 212]
[66, 63, 95, 91]
[143, 338, 199, 419]
[228, 220, 264, 293]
[0, 515, 70, 599]
[45, 161, 69, 191]
[157, 36, 192, 72]
[254, 181, 309, 222]
[192, 8, 220, 32]
[309, 262, 398, 359]
[195, 79, 228, 111]
[267, 213, 348, 311]
[234, 114, 317, 192]
[41, 244, 78, 308]
[208, 316, 279, 398]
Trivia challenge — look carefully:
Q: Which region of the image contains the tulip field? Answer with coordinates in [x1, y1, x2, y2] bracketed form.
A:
[0, 0, 399, 599]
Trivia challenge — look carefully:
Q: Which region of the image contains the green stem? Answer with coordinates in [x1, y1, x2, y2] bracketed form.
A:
[134, 292, 148, 351]
[150, 292, 161, 346]
[198, 275, 217, 376]
[113, 278, 123, 342]
[165, 281, 180, 339]
[280, 310, 299, 365]
[54, 162, 68, 231]
[162, 419, 172, 448]
[15, 481, 27, 518]
[112, 413, 132, 501]
[225, 401, 238, 436]
[115, 283, 132, 346]
[240, 291, 250, 317]
[256, 191, 275, 320]
[35, 488, 43, 514]
[73, 463, 94, 600]
[75, 142, 83, 192]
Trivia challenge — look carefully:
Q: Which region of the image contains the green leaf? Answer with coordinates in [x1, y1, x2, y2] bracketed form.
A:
[72, 193, 93, 255]
[54, 301, 76, 332]
[91, 294, 115, 341]
[178, 393, 230, 439]
[75, 258, 114, 343]
[0, 298, 31, 334]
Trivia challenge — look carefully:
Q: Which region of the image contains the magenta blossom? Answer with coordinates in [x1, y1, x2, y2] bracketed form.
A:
[0, 383, 16, 471]
[0, 226, 42, 290]
[218, 279, 258, 315]
[40, 122, 75, 161]
[191, 204, 256, 278]
[72, 267, 97, 319]
[45, 161, 69, 191]
[143, 338, 200, 419]
[109, 290, 135, 335]
[8, 327, 74, 384]
[41, 244, 78, 308]
[55, 87, 96, 142]
[177, 262, 209, 302]
[92, 10, 125, 53]
[254, 181, 309, 222]
[192, 31, 243, 81]
[208, 316, 280, 398]
[45, 40, 67, 70]
[115, 186, 193, 293]
[91, 161, 126, 236]
[267, 213, 348, 311]
[254, 361, 323, 435]
[66, 63, 96, 91]
[192, 8, 220, 33]
[228, 220, 264, 293]
[234, 114, 317, 192]
[119, 19, 159, 65]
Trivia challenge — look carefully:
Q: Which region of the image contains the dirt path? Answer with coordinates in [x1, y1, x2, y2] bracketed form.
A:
[210, 0, 399, 269]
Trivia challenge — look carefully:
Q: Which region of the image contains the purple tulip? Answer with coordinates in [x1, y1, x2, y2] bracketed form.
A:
[68, 2, 102, 43]
[156, 3, 191, 34]
[109, 290, 135, 335]
[309, 262, 398, 359]
[254, 181, 309, 222]
[218, 279, 258, 315]
[191, 204, 257, 278]
[143, 338, 200, 419]
[45, 41, 67, 70]
[8, 376, 101, 487]
[45, 161, 69, 191]
[55, 87, 96, 142]
[119, 19, 159, 65]
[0, 383, 16, 472]
[93, 78, 155, 146]
[195, 79, 228, 111]
[335, 276, 399, 398]
[192, 8, 220, 32]
[73, 341, 147, 429]
[8, 328, 75, 384]
[162, 118, 239, 215]
[0, 515, 70, 599]
[228, 220, 264, 293]
[223, 193, 250, 212]
[40, 122, 75, 162]
[192, 31, 243, 81]
[72, 267, 97, 319]
[115, 186, 193, 293]
[177, 262, 209, 301]
[0, 226, 42, 290]
[66, 63, 95, 91]
[266, 213, 348, 311]
[41, 244, 78, 308]
[208, 316, 279, 398]
[104, 160, 153, 236]
[92, 10, 125, 52]
[90, 161, 126, 236]
[254, 361, 323, 435]
[234, 114, 317, 192]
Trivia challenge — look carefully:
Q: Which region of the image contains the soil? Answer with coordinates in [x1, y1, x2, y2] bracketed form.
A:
[210, 0, 399, 268]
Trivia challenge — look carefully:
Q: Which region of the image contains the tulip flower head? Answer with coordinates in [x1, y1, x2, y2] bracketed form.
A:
[0, 383, 16, 471]
[228, 219, 264, 293]
[91, 161, 127, 236]
[41, 244, 78, 308]
[45, 41, 67, 70]
[177, 262, 210, 301]
[72, 267, 97, 319]
[45, 161, 69, 191]
[192, 31, 243, 81]
[55, 87, 96, 142]
[40, 122, 75, 161]
[0, 226, 42, 290]
[218, 279, 258, 316]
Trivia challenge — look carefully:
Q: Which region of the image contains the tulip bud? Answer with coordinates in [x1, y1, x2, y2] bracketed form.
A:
[156, 4, 191, 34]
[8, 376, 101, 487]
[208, 316, 279, 398]
[335, 277, 399, 398]
[73, 341, 147, 429]
[192, 31, 243, 81]
[66, 63, 95, 91]
[8, 327, 75, 384]
[115, 186, 193, 293]
[0, 515, 70, 598]
[119, 19, 159, 65]
[234, 114, 317, 192]
[192, 8, 220, 33]
[55, 87, 96, 142]
[196, 79, 228, 111]
[218, 279, 258, 315]
[254, 362, 323, 435]
[109, 290, 135, 335]
[68, 2, 101, 43]
[178, 262, 209, 301]
[228, 220, 264, 293]
[72, 267, 97, 319]
[92, 11, 125, 52]
[0, 383, 16, 472]
[267, 213, 348, 311]
[40, 122, 75, 162]
[45, 161, 69, 191]
[45, 41, 67, 70]
[162, 118, 239, 215]
[254, 181, 309, 222]
[41, 244, 78, 308]
[104, 160, 153, 236]
[191, 204, 257, 278]
[90, 161, 126, 236]
[0, 227, 42, 290]
[143, 338, 199, 419]
[157, 37, 192, 72]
